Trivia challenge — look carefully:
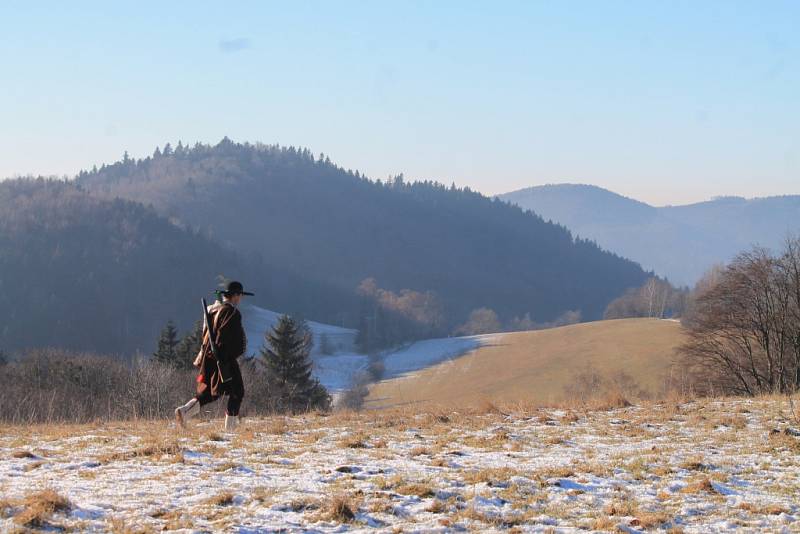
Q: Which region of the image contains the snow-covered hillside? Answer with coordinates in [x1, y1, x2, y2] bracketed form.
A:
[241, 304, 495, 392]
[2, 398, 798, 532]
[242, 304, 359, 358]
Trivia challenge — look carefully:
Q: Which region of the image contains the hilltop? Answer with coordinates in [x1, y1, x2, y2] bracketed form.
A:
[499, 184, 800, 286]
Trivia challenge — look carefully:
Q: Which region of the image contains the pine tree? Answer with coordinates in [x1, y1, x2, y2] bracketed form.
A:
[260, 315, 330, 413]
[153, 320, 179, 366]
[175, 320, 203, 369]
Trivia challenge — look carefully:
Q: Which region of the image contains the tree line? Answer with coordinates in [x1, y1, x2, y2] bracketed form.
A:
[603, 277, 688, 320]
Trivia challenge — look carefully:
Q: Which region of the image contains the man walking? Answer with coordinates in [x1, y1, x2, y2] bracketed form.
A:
[175, 281, 253, 432]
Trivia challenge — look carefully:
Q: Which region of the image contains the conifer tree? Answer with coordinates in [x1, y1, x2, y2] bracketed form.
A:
[153, 320, 179, 366]
[175, 320, 203, 369]
[260, 315, 330, 413]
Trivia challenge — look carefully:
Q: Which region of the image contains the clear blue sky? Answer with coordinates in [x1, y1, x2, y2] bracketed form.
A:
[1, 1, 797, 205]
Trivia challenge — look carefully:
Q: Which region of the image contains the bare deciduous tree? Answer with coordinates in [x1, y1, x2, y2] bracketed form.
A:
[680, 238, 800, 396]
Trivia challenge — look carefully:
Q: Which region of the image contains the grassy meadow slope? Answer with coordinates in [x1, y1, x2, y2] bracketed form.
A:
[368, 318, 685, 409]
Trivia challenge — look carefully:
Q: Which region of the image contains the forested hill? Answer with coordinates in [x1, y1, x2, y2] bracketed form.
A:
[0, 178, 350, 354]
[77, 139, 650, 329]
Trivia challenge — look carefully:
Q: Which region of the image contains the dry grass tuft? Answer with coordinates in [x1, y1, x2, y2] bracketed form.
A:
[766, 430, 800, 453]
[590, 515, 616, 530]
[205, 431, 226, 442]
[97, 435, 184, 463]
[338, 433, 368, 449]
[214, 461, 241, 472]
[23, 460, 46, 472]
[395, 482, 436, 498]
[408, 446, 430, 457]
[738, 502, 789, 515]
[634, 511, 671, 528]
[426, 499, 447, 513]
[560, 411, 580, 424]
[320, 494, 356, 523]
[463, 467, 519, 487]
[605, 499, 639, 517]
[266, 417, 288, 435]
[204, 492, 235, 507]
[718, 414, 747, 430]
[14, 488, 71, 527]
[535, 466, 575, 480]
[591, 389, 633, 410]
[679, 459, 709, 472]
[681, 476, 718, 494]
[107, 515, 159, 533]
[474, 399, 507, 416]
[0, 498, 14, 519]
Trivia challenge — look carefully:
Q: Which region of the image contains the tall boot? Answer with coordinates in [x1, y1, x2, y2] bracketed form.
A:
[224, 414, 238, 433]
[175, 398, 200, 429]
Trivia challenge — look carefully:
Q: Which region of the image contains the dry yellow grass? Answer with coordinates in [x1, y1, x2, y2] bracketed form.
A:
[14, 488, 71, 528]
[1, 397, 797, 531]
[368, 318, 685, 408]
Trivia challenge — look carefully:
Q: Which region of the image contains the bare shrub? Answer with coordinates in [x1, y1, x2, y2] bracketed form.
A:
[0, 349, 196, 424]
[563, 364, 605, 405]
[338, 377, 370, 412]
[0, 347, 314, 424]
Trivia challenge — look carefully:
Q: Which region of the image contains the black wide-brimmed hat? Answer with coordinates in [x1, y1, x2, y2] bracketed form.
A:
[219, 280, 254, 296]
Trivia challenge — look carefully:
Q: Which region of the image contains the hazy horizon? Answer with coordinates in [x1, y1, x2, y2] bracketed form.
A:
[1, 1, 797, 205]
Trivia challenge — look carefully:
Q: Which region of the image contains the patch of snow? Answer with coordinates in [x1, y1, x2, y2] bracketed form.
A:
[381, 334, 499, 380]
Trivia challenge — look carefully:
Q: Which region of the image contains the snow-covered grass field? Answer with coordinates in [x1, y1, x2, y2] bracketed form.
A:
[2, 397, 799, 532]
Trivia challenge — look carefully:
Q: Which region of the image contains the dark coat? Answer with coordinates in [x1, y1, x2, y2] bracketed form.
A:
[195, 301, 246, 399]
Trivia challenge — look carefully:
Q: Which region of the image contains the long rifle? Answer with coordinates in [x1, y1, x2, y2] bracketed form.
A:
[202, 298, 233, 383]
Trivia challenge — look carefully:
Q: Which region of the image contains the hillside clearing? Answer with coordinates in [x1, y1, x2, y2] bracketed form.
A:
[1, 398, 798, 532]
[368, 318, 685, 409]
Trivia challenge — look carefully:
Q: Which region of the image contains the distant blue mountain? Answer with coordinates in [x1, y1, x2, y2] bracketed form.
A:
[499, 184, 800, 286]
